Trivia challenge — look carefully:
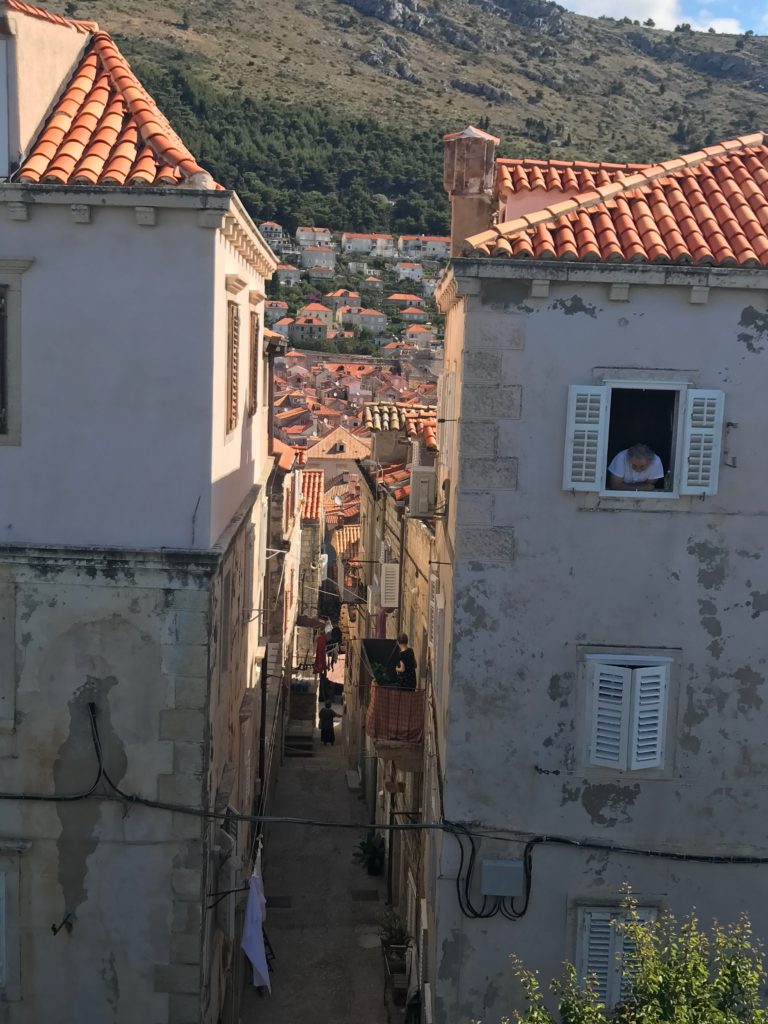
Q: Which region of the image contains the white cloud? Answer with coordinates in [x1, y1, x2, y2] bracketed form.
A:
[560, 0, 743, 30]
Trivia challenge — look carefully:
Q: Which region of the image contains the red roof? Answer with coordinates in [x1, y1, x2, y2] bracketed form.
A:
[300, 302, 332, 313]
[467, 134, 768, 267]
[301, 471, 324, 521]
[293, 316, 325, 326]
[18, 29, 215, 188]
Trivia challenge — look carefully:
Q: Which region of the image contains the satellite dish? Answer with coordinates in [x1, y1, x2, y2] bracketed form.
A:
[334, 496, 343, 506]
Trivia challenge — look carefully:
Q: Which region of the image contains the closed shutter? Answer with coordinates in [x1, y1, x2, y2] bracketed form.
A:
[619, 908, 655, 1000]
[563, 386, 608, 490]
[589, 663, 631, 767]
[579, 909, 620, 1005]
[680, 389, 724, 495]
[427, 570, 438, 653]
[227, 301, 240, 432]
[629, 665, 669, 770]
[381, 562, 400, 608]
[248, 312, 260, 417]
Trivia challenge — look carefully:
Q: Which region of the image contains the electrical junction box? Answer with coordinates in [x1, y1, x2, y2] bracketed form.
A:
[480, 859, 524, 898]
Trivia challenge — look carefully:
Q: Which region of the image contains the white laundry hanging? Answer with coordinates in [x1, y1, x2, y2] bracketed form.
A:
[241, 853, 270, 991]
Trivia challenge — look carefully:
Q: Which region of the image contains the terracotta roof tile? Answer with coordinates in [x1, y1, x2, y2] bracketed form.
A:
[468, 134, 768, 267]
[17, 31, 216, 188]
[301, 471, 324, 521]
[364, 403, 438, 451]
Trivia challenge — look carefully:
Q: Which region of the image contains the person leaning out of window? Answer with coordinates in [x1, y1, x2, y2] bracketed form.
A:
[607, 443, 664, 491]
[394, 633, 417, 690]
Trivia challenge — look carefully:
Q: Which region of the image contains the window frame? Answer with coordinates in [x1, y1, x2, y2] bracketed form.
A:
[563, 380, 725, 499]
[585, 653, 673, 772]
[247, 311, 259, 419]
[0, 262, 33, 447]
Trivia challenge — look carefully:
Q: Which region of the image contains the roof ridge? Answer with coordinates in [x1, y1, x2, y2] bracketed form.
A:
[467, 133, 766, 252]
[3, 0, 98, 33]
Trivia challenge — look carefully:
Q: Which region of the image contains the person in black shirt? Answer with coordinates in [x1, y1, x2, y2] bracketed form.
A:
[394, 633, 417, 690]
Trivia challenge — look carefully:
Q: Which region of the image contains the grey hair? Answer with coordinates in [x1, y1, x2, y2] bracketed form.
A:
[627, 443, 655, 460]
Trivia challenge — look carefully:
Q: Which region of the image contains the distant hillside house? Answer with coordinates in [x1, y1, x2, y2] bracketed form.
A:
[398, 234, 423, 258]
[307, 264, 335, 281]
[276, 263, 301, 286]
[295, 225, 332, 247]
[396, 261, 424, 282]
[298, 301, 334, 327]
[421, 235, 451, 258]
[400, 306, 430, 323]
[260, 219, 283, 244]
[348, 260, 370, 275]
[265, 299, 289, 322]
[289, 316, 328, 345]
[273, 317, 294, 338]
[386, 292, 424, 308]
[326, 288, 362, 312]
[365, 275, 384, 289]
[403, 323, 434, 347]
[341, 231, 395, 257]
[300, 245, 336, 270]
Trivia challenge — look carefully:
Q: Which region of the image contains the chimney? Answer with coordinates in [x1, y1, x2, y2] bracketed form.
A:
[443, 126, 499, 257]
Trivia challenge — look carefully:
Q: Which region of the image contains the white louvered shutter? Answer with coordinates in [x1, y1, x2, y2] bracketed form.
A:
[427, 570, 438, 653]
[563, 386, 608, 490]
[434, 594, 446, 689]
[618, 908, 656, 1000]
[381, 562, 400, 607]
[579, 909, 620, 1005]
[629, 665, 669, 770]
[680, 389, 724, 495]
[589, 664, 631, 768]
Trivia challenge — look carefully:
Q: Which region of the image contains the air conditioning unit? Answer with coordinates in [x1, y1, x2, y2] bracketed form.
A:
[409, 465, 436, 517]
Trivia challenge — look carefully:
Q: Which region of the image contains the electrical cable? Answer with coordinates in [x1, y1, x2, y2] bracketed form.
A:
[4, 706, 768, 927]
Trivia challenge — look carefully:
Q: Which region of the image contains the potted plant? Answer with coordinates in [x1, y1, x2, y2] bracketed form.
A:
[353, 831, 385, 875]
[380, 910, 412, 1005]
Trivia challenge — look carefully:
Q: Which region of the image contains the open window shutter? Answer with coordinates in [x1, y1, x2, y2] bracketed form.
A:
[680, 389, 724, 495]
[629, 665, 668, 770]
[579, 909, 620, 1005]
[381, 562, 400, 607]
[563, 386, 608, 490]
[589, 663, 631, 768]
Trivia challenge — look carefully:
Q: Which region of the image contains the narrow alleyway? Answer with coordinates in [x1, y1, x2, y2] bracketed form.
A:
[241, 681, 390, 1024]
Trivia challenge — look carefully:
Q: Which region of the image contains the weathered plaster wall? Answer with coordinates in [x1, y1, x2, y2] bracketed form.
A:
[432, 267, 768, 1022]
[0, 549, 212, 1024]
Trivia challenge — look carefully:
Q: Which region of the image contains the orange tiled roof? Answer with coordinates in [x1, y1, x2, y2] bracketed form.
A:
[400, 306, 426, 315]
[364, 403, 438, 451]
[5, 0, 98, 31]
[404, 324, 431, 333]
[17, 31, 215, 188]
[387, 293, 423, 302]
[467, 134, 768, 267]
[301, 470, 324, 521]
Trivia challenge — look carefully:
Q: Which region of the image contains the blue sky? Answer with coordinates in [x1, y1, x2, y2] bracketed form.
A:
[558, 0, 765, 33]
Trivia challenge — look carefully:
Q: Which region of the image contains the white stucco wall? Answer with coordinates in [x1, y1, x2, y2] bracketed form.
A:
[431, 262, 768, 1022]
[0, 197, 215, 549]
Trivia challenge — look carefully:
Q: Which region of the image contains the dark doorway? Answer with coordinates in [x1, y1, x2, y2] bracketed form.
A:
[606, 388, 676, 488]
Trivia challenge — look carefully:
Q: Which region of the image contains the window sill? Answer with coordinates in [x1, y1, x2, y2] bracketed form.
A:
[578, 492, 695, 513]
[0, 432, 21, 446]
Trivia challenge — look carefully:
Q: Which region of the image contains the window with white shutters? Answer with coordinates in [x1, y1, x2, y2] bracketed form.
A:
[563, 386, 608, 490]
[680, 389, 724, 495]
[380, 562, 400, 608]
[427, 569, 438, 654]
[577, 906, 655, 1007]
[588, 660, 670, 771]
[563, 382, 724, 498]
[226, 301, 240, 433]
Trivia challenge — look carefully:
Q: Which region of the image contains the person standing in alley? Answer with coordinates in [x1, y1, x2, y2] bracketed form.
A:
[318, 700, 340, 746]
[394, 633, 417, 690]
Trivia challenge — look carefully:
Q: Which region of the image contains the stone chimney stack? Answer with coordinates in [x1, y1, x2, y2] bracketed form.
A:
[443, 126, 499, 257]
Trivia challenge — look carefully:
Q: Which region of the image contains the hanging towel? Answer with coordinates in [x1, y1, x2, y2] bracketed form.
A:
[313, 632, 327, 674]
[241, 859, 271, 991]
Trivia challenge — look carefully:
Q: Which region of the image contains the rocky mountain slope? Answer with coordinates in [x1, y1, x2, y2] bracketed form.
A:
[44, 0, 768, 164]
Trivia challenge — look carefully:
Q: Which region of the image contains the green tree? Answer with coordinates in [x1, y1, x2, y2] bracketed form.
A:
[509, 898, 767, 1024]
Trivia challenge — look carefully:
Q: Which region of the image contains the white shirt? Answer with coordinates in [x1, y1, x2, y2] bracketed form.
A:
[608, 449, 664, 483]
